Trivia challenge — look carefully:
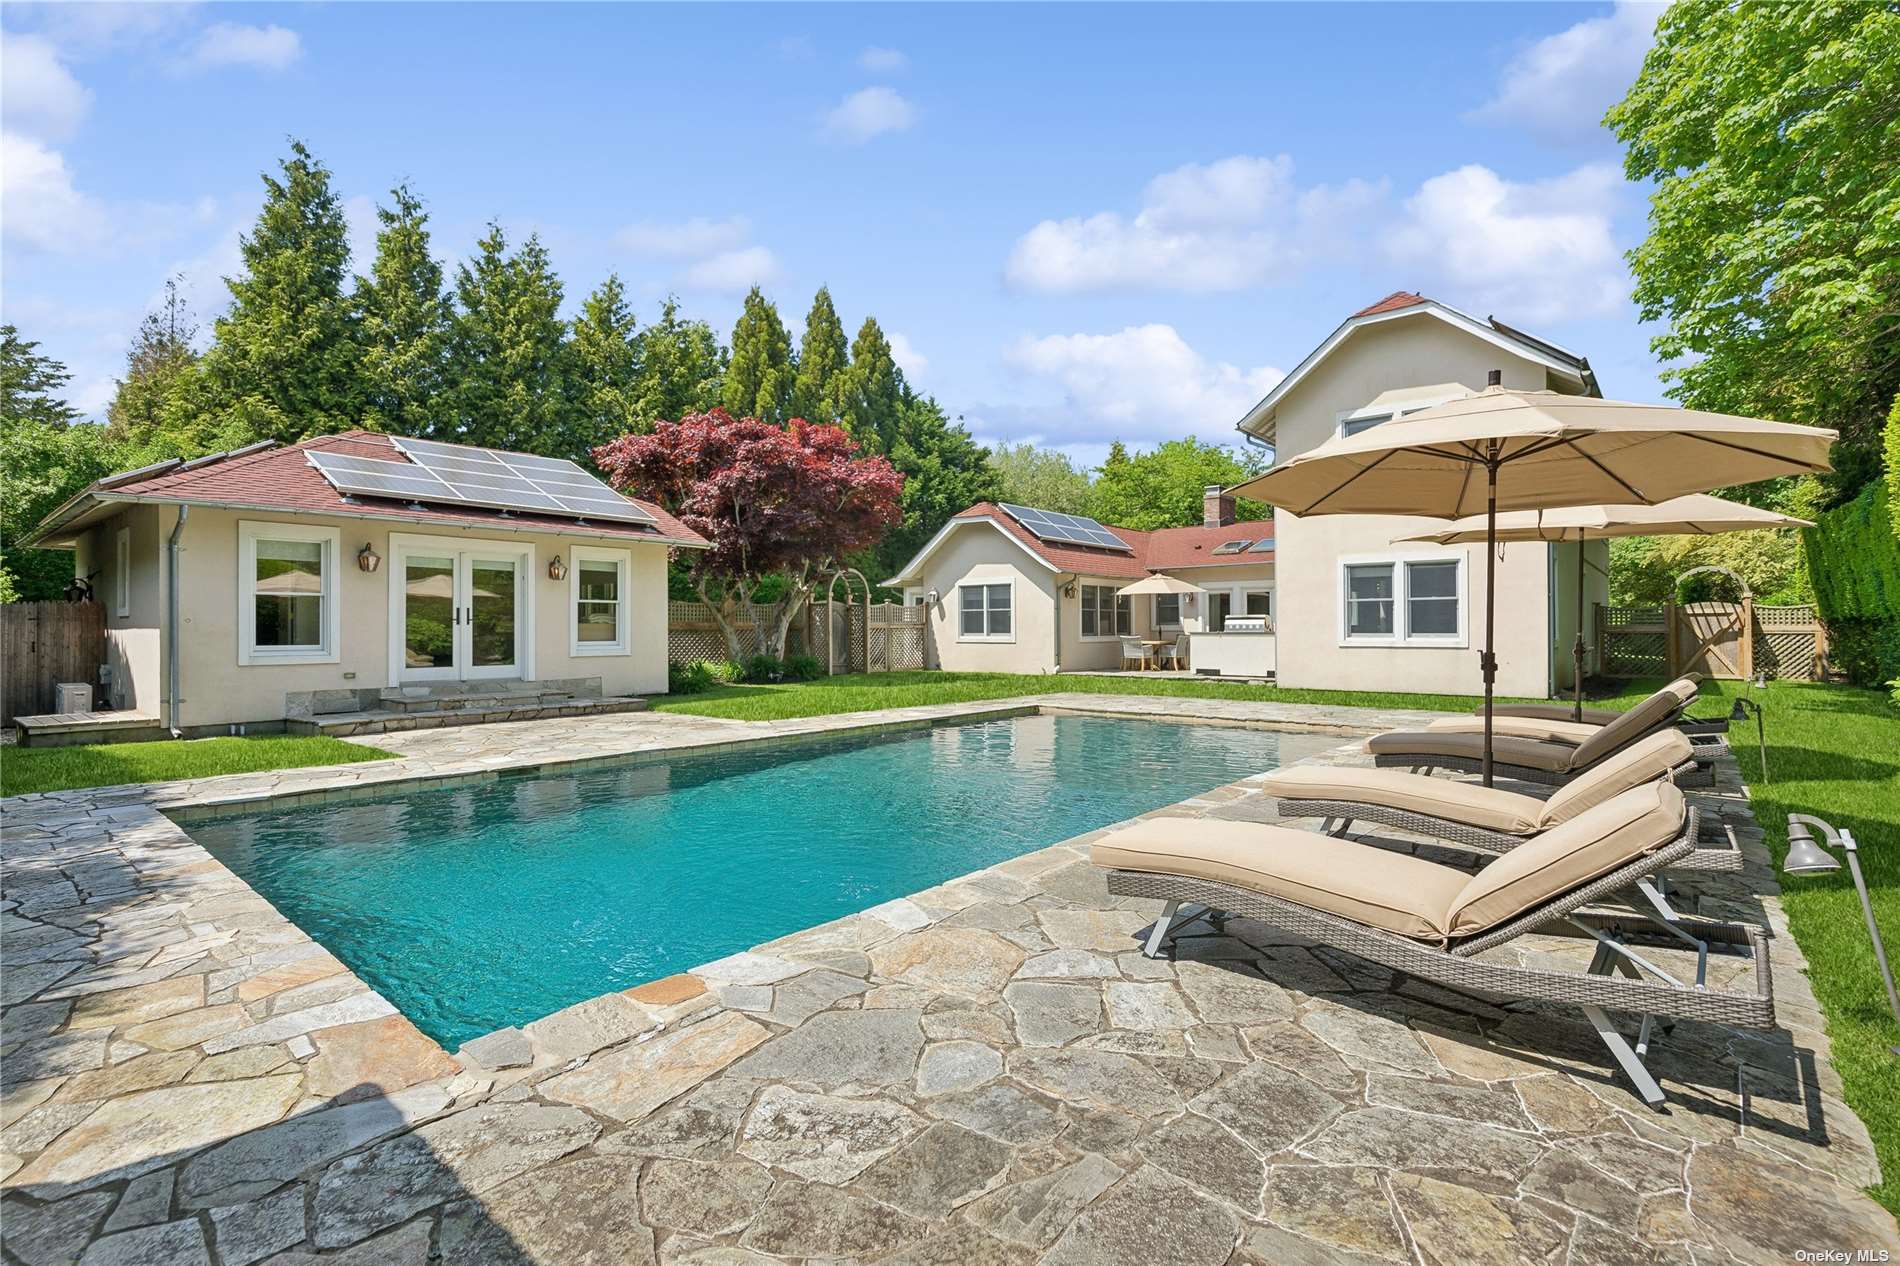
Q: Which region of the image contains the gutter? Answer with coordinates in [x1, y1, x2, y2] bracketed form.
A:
[166, 505, 189, 737]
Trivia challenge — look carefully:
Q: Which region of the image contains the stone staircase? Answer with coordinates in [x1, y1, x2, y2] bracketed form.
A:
[284, 677, 646, 737]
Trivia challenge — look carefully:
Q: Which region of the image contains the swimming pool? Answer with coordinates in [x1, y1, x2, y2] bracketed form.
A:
[186, 713, 1335, 1046]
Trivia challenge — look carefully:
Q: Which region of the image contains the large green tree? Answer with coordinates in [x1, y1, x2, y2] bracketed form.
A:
[988, 442, 1094, 515]
[839, 316, 904, 452]
[1, 328, 113, 600]
[1087, 437, 1267, 530]
[871, 395, 1002, 581]
[631, 297, 726, 428]
[105, 278, 199, 448]
[571, 274, 641, 445]
[193, 141, 362, 444]
[446, 224, 579, 455]
[354, 184, 454, 439]
[791, 286, 849, 423]
[1607, 1, 1900, 503]
[722, 287, 794, 425]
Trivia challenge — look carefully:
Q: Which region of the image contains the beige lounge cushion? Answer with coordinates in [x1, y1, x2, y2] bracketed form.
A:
[1445, 782, 1685, 937]
[1425, 715, 1599, 745]
[1538, 730, 1695, 827]
[1091, 818, 1469, 940]
[1488, 703, 1622, 725]
[1364, 730, 1578, 773]
[1568, 678, 1699, 767]
[1263, 765, 1545, 835]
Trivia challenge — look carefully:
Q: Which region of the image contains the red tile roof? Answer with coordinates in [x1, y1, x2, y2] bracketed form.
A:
[949, 503, 1272, 580]
[83, 431, 707, 547]
[1351, 290, 1431, 318]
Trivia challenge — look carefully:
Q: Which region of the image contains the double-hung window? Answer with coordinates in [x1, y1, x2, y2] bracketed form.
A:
[239, 521, 339, 665]
[570, 547, 630, 655]
[1154, 593, 1182, 628]
[959, 582, 1012, 640]
[1080, 584, 1130, 639]
[114, 526, 131, 618]
[1341, 556, 1464, 645]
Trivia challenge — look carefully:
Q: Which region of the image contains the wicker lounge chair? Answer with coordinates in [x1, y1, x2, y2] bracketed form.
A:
[1426, 677, 1727, 745]
[1489, 673, 1728, 736]
[1367, 685, 1720, 787]
[1092, 782, 1773, 1107]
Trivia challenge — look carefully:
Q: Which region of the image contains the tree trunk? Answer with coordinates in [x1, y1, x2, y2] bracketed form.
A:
[696, 577, 749, 662]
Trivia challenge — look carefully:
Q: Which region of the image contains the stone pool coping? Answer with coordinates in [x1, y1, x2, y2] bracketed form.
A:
[4, 695, 1894, 1262]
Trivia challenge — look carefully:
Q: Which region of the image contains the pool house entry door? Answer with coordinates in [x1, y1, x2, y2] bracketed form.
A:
[391, 536, 531, 682]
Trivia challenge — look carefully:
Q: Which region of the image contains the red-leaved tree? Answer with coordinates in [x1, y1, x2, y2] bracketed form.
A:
[594, 410, 904, 661]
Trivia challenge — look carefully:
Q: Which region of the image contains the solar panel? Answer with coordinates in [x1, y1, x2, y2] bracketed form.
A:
[305, 441, 659, 526]
[997, 503, 1134, 553]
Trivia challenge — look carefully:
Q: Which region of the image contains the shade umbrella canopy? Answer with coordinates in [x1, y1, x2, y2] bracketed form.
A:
[1230, 385, 1835, 784]
[1394, 494, 1813, 720]
[1117, 574, 1204, 597]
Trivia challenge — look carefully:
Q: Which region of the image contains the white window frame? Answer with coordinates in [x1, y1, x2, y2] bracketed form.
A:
[1201, 582, 1275, 632]
[569, 545, 632, 656]
[1334, 391, 1463, 441]
[1152, 593, 1183, 630]
[1336, 552, 1467, 648]
[238, 520, 341, 666]
[386, 532, 537, 683]
[114, 526, 131, 619]
[1078, 583, 1131, 641]
[957, 579, 1015, 643]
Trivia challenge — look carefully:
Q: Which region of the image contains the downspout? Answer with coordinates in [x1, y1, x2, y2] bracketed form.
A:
[166, 505, 189, 737]
[1054, 574, 1070, 672]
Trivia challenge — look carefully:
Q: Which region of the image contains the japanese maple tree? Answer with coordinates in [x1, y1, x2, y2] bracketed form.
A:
[593, 409, 904, 660]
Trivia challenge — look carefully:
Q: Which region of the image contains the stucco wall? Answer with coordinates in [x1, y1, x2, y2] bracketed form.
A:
[1265, 317, 1577, 698]
[1553, 537, 1610, 690]
[1055, 573, 1161, 671]
[75, 504, 163, 715]
[164, 507, 673, 729]
[1159, 563, 1276, 634]
[909, 523, 1061, 673]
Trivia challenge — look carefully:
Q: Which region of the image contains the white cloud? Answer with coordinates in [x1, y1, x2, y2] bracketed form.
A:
[823, 86, 916, 144]
[1005, 155, 1384, 293]
[888, 332, 927, 378]
[2, 35, 92, 141]
[179, 22, 301, 73]
[1470, 2, 1660, 145]
[0, 131, 108, 252]
[1386, 162, 1629, 322]
[684, 246, 781, 293]
[27, 3, 202, 54]
[616, 216, 752, 258]
[858, 46, 908, 73]
[1000, 325, 1283, 447]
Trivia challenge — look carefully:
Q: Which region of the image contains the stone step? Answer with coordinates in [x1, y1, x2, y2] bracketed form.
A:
[287, 695, 647, 738]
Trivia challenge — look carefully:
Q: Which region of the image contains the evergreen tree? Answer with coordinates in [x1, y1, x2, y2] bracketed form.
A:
[1, 327, 110, 600]
[872, 394, 1002, 580]
[721, 287, 794, 425]
[839, 316, 904, 452]
[194, 141, 362, 443]
[2, 325, 80, 430]
[106, 278, 199, 447]
[354, 184, 453, 439]
[446, 224, 579, 456]
[571, 274, 641, 446]
[630, 297, 726, 428]
[791, 286, 849, 423]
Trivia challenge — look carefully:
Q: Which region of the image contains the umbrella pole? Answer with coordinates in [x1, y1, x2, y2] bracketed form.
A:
[1482, 457, 1498, 787]
[1574, 536, 1587, 722]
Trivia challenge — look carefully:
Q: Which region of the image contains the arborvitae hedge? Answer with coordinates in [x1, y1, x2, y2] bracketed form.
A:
[1805, 477, 1900, 687]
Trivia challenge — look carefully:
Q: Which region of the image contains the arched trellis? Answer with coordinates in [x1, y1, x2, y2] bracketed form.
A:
[822, 567, 873, 677]
[1673, 564, 1752, 680]
[1675, 563, 1752, 602]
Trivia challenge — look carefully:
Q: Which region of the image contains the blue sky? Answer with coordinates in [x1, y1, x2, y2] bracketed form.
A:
[2, 2, 1666, 467]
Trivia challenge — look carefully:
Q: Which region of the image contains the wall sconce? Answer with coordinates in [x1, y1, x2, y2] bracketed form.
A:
[1062, 581, 1078, 598]
[356, 543, 382, 573]
[925, 589, 940, 608]
[547, 555, 568, 581]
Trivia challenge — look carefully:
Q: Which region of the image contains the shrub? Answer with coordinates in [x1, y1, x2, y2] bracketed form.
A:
[1805, 477, 1900, 687]
[667, 660, 715, 694]
[782, 653, 824, 681]
[740, 653, 786, 683]
[706, 659, 745, 684]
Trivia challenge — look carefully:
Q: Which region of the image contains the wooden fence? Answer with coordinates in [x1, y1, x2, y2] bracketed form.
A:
[2, 602, 107, 726]
[1595, 601, 1826, 682]
[665, 601, 810, 664]
[666, 598, 924, 673]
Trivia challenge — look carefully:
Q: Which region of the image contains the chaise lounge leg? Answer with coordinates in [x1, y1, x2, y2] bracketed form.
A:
[1581, 1004, 1667, 1109]
[1144, 900, 1183, 958]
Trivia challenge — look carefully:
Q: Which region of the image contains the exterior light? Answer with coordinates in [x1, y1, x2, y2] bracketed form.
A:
[1729, 696, 1768, 782]
[1782, 814, 1900, 1055]
[356, 544, 382, 573]
[547, 555, 568, 581]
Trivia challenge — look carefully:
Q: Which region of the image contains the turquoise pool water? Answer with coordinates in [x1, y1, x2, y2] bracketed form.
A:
[188, 714, 1328, 1046]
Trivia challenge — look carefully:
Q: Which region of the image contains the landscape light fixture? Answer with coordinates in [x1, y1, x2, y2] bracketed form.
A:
[1729, 695, 1768, 782]
[1782, 813, 1900, 1056]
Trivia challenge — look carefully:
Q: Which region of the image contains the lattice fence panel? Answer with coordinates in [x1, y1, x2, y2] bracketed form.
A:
[667, 601, 808, 664]
[1598, 605, 1668, 678]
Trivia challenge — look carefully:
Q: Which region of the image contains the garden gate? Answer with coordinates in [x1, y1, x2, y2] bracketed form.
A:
[1, 601, 107, 726]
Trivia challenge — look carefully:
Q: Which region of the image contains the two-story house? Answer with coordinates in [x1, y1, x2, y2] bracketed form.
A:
[1235, 291, 1607, 698]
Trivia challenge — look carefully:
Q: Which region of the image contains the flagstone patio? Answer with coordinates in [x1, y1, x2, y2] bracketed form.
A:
[3, 697, 1895, 1264]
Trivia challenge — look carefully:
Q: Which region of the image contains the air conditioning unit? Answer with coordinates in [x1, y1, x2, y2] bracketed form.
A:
[54, 683, 94, 714]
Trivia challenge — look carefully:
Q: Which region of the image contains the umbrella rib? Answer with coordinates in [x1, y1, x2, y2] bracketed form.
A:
[1558, 439, 1649, 501]
[1297, 449, 1397, 515]
[1686, 432, 1828, 472]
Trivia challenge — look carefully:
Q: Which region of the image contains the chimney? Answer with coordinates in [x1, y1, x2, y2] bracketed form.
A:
[1203, 484, 1236, 529]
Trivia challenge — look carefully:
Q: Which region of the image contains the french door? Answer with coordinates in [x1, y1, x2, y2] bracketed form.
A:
[393, 540, 528, 682]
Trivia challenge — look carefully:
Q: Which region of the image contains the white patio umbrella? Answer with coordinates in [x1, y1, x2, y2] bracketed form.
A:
[1116, 574, 1203, 597]
[1228, 381, 1836, 784]
[1394, 494, 1814, 720]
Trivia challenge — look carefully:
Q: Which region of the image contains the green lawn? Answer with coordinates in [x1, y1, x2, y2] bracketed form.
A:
[650, 669, 1663, 723]
[0, 735, 396, 797]
[660, 670, 1900, 1212]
